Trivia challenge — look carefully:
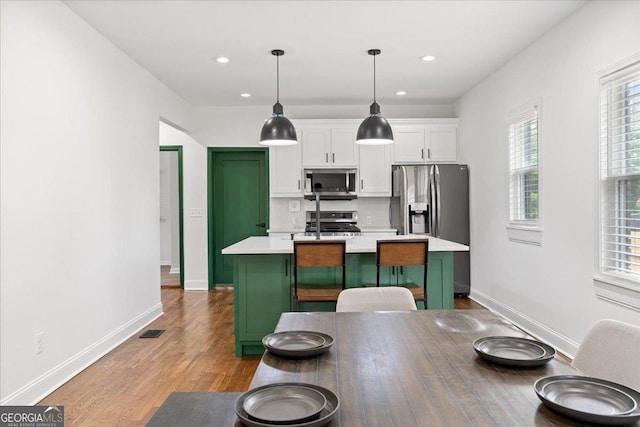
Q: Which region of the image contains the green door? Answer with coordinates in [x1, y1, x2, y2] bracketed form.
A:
[211, 150, 268, 286]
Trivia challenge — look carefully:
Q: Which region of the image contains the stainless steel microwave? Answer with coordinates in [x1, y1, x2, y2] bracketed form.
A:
[303, 169, 357, 200]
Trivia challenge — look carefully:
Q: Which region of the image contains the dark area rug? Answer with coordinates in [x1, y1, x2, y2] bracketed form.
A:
[146, 392, 242, 427]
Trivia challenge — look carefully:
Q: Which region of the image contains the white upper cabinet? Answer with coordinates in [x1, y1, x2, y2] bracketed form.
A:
[358, 144, 392, 196]
[393, 126, 426, 163]
[426, 125, 458, 162]
[330, 128, 358, 167]
[301, 128, 329, 167]
[269, 143, 302, 197]
[301, 126, 358, 168]
[390, 119, 458, 164]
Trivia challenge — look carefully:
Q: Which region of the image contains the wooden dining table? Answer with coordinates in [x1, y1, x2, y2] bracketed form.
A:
[237, 309, 639, 427]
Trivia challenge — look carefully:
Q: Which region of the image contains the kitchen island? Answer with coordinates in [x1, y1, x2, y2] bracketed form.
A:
[222, 235, 469, 356]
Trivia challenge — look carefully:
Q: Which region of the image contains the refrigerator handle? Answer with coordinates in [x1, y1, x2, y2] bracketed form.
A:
[427, 166, 435, 236]
[434, 165, 441, 237]
[400, 166, 409, 235]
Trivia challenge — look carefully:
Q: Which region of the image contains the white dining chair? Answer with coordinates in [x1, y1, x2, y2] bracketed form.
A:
[571, 319, 640, 391]
[336, 287, 418, 312]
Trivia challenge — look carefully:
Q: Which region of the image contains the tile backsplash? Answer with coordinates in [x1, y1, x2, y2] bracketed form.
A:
[269, 197, 391, 230]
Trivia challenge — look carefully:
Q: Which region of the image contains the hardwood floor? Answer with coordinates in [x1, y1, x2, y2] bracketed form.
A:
[454, 294, 484, 309]
[38, 288, 484, 426]
[160, 265, 180, 287]
[38, 288, 260, 426]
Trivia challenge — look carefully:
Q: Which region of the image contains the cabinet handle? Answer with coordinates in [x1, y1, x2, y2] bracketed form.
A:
[298, 179, 300, 190]
[392, 266, 395, 275]
[400, 266, 403, 275]
[421, 148, 424, 159]
[427, 148, 431, 159]
[325, 153, 329, 163]
[285, 258, 288, 276]
[332, 153, 335, 163]
[360, 179, 364, 190]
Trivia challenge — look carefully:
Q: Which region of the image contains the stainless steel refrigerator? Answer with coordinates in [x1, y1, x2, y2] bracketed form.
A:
[390, 164, 470, 295]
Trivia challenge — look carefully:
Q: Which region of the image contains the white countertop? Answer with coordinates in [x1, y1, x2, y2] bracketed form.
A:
[266, 229, 305, 234]
[222, 235, 469, 255]
[358, 228, 397, 233]
[267, 228, 397, 234]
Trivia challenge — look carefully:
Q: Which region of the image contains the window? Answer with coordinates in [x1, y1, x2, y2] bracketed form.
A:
[507, 102, 542, 245]
[598, 60, 640, 293]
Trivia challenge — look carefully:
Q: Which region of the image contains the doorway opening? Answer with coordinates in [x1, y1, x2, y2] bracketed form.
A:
[208, 148, 269, 288]
[159, 146, 184, 288]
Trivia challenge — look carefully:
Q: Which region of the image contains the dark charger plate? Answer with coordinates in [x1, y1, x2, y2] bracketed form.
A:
[235, 383, 339, 427]
[242, 384, 326, 425]
[263, 331, 334, 358]
[535, 375, 640, 425]
[473, 336, 556, 367]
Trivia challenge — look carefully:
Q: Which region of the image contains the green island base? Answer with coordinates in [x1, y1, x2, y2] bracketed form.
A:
[231, 252, 454, 356]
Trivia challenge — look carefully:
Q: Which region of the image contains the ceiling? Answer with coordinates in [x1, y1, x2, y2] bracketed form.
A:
[63, 0, 585, 107]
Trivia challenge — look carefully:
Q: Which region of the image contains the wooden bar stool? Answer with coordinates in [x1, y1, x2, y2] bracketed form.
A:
[376, 238, 429, 308]
[293, 240, 346, 310]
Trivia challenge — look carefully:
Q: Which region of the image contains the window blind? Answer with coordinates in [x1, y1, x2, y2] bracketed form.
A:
[600, 61, 640, 278]
[508, 108, 539, 225]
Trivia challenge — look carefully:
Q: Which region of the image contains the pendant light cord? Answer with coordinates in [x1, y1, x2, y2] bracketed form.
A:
[373, 52, 376, 103]
[276, 53, 280, 104]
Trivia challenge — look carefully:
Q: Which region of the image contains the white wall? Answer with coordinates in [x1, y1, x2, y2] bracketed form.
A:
[159, 123, 208, 290]
[159, 153, 172, 265]
[159, 151, 180, 272]
[169, 153, 180, 274]
[456, 0, 640, 356]
[0, 0, 191, 404]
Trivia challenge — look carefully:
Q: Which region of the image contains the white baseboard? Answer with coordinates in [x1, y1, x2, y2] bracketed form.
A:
[184, 280, 208, 291]
[0, 303, 164, 406]
[169, 267, 180, 274]
[470, 289, 579, 358]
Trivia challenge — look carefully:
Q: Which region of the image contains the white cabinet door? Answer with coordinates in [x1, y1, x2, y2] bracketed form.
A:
[393, 126, 426, 164]
[302, 128, 331, 167]
[359, 144, 392, 196]
[302, 127, 357, 167]
[426, 125, 457, 162]
[392, 123, 458, 164]
[270, 144, 302, 197]
[330, 128, 358, 167]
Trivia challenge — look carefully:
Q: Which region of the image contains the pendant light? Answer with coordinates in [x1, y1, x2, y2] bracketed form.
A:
[356, 49, 394, 145]
[259, 49, 298, 146]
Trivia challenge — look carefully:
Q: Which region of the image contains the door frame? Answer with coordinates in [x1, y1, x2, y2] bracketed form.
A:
[207, 147, 269, 289]
[160, 145, 185, 288]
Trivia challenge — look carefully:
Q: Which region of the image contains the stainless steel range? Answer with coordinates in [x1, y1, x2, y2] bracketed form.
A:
[304, 211, 361, 236]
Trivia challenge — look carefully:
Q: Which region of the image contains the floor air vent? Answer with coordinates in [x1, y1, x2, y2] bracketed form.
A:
[139, 329, 165, 338]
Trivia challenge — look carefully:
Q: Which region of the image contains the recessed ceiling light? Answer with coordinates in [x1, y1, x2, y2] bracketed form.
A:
[396, 91, 407, 96]
[215, 57, 230, 64]
[240, 93, 251, 98]
[420, 55, 436, 62]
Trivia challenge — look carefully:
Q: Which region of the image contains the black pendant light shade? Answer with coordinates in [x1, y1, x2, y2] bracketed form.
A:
[259, 50, 298, 146]
[260, 102, 297, 143]
[356, 49, 394, 145]
[356, 101, 394, 144]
